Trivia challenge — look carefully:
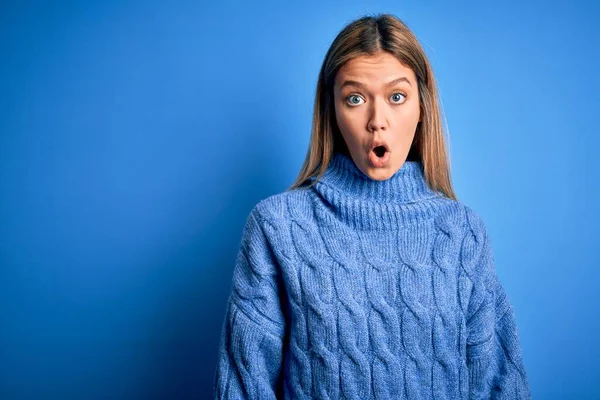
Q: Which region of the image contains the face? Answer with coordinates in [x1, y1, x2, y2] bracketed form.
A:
[333, 51, 421, 181]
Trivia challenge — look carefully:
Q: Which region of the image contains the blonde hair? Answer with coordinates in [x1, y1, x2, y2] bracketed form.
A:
[288, 13, 457, 201]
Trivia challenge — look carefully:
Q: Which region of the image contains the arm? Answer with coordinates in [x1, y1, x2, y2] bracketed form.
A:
[213, 205, 287, 399]
[462, 209, 531, 400]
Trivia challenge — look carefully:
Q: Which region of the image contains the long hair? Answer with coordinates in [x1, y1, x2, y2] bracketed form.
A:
[288, 13, 457, 201]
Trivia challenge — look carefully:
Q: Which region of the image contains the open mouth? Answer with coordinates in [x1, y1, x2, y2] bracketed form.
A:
[368, 141, 390, 168]
[373, 145, 387, 158]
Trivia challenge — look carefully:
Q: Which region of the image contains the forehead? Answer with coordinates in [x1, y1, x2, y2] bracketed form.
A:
[335, 52, 416, 88]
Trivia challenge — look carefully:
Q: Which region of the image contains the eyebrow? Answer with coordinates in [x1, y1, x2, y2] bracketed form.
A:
[339, 77, 412, 90]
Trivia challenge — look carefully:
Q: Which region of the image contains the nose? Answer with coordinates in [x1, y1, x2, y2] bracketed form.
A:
[367, 98, 388, 132]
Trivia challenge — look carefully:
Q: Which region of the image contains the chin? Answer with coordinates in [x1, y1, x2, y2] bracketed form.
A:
[365, 167, 393, 181]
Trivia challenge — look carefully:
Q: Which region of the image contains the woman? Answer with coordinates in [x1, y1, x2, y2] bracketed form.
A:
[214, 13, 531, 399]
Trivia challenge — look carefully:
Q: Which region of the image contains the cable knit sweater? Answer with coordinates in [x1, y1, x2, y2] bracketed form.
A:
[213, 152, 531, 399]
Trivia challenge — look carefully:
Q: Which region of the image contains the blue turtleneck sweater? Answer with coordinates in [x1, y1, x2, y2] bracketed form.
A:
[213, 152, 531, 399]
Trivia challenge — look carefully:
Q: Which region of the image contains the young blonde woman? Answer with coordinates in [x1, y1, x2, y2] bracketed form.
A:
[214, 13, 531, 399]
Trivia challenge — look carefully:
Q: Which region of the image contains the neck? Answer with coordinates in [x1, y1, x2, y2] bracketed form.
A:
[316, 152, 439, 203]
[310, 152, 444, 230]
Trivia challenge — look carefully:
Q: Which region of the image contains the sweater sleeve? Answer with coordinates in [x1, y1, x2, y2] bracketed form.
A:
[213, 205, 287, 399]
[463, 210, 531, 400]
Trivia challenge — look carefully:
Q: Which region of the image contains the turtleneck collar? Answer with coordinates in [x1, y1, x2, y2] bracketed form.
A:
[313, 152, 440, 204]
[306, 152, 445, 230]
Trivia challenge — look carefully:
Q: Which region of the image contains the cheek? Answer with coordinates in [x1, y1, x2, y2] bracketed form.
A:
[394, 105, 420, 131]
[336, 104, 363, 130]
[335, 107, 354, 137]
[337, 116, 363, 148]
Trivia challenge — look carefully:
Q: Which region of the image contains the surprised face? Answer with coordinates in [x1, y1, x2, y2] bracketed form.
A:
[333, 51, 421, 181]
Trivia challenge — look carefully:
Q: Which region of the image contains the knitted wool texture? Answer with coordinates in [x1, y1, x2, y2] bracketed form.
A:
[214, 152, 531, 399]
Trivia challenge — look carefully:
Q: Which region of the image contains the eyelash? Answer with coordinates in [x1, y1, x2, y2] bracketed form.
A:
[345, 92, 407, 107]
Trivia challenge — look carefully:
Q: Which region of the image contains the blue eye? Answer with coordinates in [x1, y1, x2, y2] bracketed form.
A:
[346, 95, 364, 106]
[390, 92, 407, 103]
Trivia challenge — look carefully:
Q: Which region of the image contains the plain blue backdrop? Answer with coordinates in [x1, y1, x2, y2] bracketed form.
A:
[1, 1, 598, 398]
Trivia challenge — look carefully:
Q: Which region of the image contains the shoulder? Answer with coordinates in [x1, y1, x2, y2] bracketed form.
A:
[250, 186, 314, 223]
[237, 187, 313, 244]
[427, 196, 489, 235]
[428, 198, 493, 271]
[439, 198, 491, 247]
[239, 188, 313, 264]
[461, 203, 490, 237]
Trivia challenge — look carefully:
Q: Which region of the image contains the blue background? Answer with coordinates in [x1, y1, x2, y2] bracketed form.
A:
[1, 1, 598, 398]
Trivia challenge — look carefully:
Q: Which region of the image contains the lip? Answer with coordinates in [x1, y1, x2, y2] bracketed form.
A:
[367, 139, 391, 168]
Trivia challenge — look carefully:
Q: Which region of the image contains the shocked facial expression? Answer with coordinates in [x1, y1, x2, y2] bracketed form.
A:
[333, 51, 421, 181]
